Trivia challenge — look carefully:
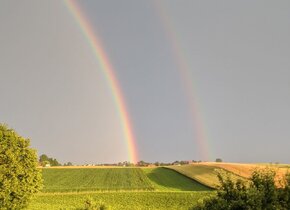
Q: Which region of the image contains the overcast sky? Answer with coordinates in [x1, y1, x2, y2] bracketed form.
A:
[1, 0, 290, 164]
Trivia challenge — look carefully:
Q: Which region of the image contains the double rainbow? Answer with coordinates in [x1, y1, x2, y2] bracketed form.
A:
[64, 0, 210, 162]
[153, 2, 210, 160]
[64, 0, 138, 163]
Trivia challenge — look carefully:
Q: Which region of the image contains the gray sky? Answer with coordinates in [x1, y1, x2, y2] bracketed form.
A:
[0, 0, 290, 164]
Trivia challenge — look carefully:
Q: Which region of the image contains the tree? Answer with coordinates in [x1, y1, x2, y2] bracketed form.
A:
[39, 154, 49, 162]
[49, 158, 61, 166]
[0, 124, 42, 209]
[154, 162, 160, 166]
[137, 160, 149, 167]
[39, 154, 61, 166]
[64, 162, 73, 166]
[194, 168, 290, 210]
[216, 158, 223, 162]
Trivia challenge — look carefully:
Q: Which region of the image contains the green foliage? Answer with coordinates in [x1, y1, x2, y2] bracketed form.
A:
[64, 162, 73, 166]
[29, 191, 212, 210]
[39, 154, 61, 166]
[0, 124, 42, 209]
[194, 168, 290, 210]
[39, 154, 49, 162]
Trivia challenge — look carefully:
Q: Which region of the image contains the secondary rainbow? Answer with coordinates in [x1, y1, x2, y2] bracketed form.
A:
[64, 0, 138, 163]
[153, 2, 210, 160]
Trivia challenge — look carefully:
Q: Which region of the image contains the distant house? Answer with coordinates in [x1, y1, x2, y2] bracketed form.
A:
[173, 162, 181, 166]
[45, 163, 51, 167]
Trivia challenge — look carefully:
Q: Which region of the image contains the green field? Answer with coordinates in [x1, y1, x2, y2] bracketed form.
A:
[29, 167, 213, 209]
[143, 167, 211, 191]
[29, 191, 213, 210]
[42, 167, 211, 192]
[42, 168, 154, 192]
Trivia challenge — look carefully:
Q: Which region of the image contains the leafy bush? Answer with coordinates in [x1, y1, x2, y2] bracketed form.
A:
[0, 124, 42, 209]
[194, 168, 290, 210]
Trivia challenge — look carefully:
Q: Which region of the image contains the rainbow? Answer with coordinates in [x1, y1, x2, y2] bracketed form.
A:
[153, 2, 210, 160]
[64, 0, 138, 163]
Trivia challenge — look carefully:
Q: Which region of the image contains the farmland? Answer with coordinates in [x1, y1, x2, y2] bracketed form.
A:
[42, 167, 212, 192]
[200, 162, 290, 186]
[29, 191, 213, 210]
[168, 164, 247, 188]
[28, 167, 213, 209]
[27, 163, 289, 209]
[42, 168, 154, 192]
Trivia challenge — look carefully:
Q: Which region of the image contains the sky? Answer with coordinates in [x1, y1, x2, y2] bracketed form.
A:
[0, 0, 290, 164]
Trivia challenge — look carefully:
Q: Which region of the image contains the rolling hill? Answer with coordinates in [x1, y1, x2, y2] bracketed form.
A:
[42, 167, 211, 192]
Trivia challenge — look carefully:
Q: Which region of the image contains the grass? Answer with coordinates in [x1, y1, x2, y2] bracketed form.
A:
[42, 168, 154, 192]
[29, 191, 214, 210]
[142, 167, 211, 191]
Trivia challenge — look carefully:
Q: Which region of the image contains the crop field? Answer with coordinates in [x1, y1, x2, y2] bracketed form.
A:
[143, 167, 211, 191]
[29, 191, 214, 210]
[202, 162, 257, 178]
[202, 162, 289, 186]
[42, 168, 154, 192]
[168, 165, 221, 188]
[33, 167, 213, 209]
[168, 164, 247, 188]
[42, 167, 211, 192]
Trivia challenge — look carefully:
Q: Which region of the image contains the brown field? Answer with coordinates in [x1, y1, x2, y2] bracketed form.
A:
[200, 162, 289, 186]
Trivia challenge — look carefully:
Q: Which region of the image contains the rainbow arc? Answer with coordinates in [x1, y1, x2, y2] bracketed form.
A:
[65, 0, 138, 163]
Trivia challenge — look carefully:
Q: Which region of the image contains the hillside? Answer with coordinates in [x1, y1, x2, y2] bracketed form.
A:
[143, 167, 211, 191]
[42, 168, 154, 192]
[201, 162, 290, 186]
[42, 167, 211, 192]
[167, 164, 247, 188]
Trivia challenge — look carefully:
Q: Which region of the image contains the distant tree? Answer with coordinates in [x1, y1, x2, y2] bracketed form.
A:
[180, 161, 189, 165]
[125, 161, 134, 167]
[154, 162, 160, 166]
[137, 160, 149, 167]
[215, 158, 223, 163]
[64, 162, 73, 166]
[172, 161, 180, 165]
[39, 154, 49, 162]
[159, 162, 170, 166]
[39, 154, 61, 166]
[0, 124, 42, 209]
[49, 158, 61, 166]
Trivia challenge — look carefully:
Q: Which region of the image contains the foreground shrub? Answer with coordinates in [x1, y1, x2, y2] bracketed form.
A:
[0, 124, 42, 209]
[194, 168, 290, 210]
